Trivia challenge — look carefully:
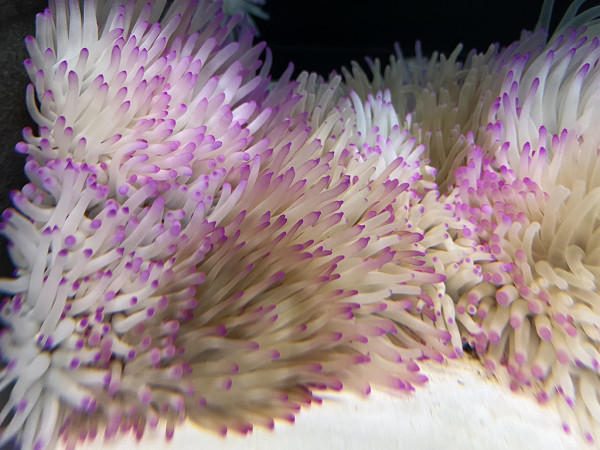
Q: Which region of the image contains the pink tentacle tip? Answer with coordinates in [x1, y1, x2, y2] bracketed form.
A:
[166, 427, 175, 441]
[565, 397, 575, 408]
[331, 380, 343, 391]
[414, 373, 429, 384]
[16, 398, 28, 413]
[483, 359, 496, 373]
[148, 414, 159, 430]
[489, 330, 500, 344]
[428, 352, 443, 363]
[586, 432, 595, 444]
[405, 360, 420, 372]
[536, 391, 549, 404]
[240, 424, 253, 435]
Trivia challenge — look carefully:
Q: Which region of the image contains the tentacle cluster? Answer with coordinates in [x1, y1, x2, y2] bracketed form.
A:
[0, 1, 463, 449]
[449, 23, 600, 444]
[5, 0, 600, 449]
[340, 0, 600, 445]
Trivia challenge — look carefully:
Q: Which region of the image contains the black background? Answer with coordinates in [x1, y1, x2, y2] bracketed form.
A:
[256, 0, 581, 78]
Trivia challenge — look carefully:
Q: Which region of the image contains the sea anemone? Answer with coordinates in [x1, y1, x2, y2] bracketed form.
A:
[340, 28, 550, 190]
[19, 0, 273, 181]
[0, 1, 461, 449]
[0, 0, 272, 447]
[170, 94, 452, 437]
[346, 87, 482, 357]
[7, 0, 600, 448]
[0, 155, 222, 449]
[449, 10, 600, 445]
[338, 0, 600, 445]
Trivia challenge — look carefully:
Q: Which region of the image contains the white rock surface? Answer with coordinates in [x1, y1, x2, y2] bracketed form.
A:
[75, 358, 584, 450]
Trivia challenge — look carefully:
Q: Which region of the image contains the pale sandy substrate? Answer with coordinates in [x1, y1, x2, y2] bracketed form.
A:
[75, 357, 585, 450]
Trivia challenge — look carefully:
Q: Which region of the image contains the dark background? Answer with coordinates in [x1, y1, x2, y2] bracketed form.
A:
[256, 0, 581, 79]
[0, 0, 590, 273]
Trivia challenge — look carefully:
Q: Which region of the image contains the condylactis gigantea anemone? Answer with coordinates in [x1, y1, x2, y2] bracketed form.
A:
[447, 7, 600, 446]
[335, 0, 600, 444]
[5, 0, 600, 448]
[340, 30, 550, 191]
[0, 0, 467, 449]
[20, 0, 274, 181]
[338, 4, 600, 193]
